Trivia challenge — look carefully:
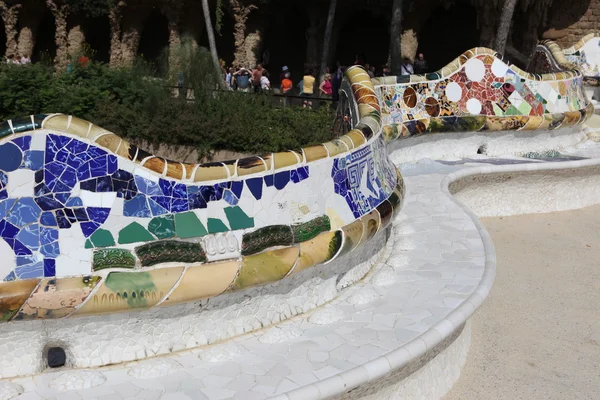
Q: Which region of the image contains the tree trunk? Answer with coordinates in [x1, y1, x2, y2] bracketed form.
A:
[305, 4, 323, 73]
[230, 0, 257, 68]
[389, 0, 403, 75]
[0, 2, 21, 59]
[201, 0, 223, 84]
[46, 0, 69, 71]
[494, 0, 518, 54]
[108, 2, 124, 67]
[318, 0, 337, 85]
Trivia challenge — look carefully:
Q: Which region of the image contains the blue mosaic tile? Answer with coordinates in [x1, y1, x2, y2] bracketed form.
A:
[107, 155, 118, 174]
[291, 169, 300, 183]
[148, 198, 169, 216]
[264, 174, 274, 187]
[0, 199, 15, 220]
[187, 192, 207, 210]
[187, 186, 198, 194]
[73, 208, 89, 222]
[65, 197, 83, 207]
[0, 172, 7, 189]
[3, 271, 16, 281]
[231, 181, 243, 198]
[274, 171, 290, 190]
[40, 226, 58, 245]
[124, 194, 151, 218]
[0, 142, 23, 172]
[89, 156, 109, 178]
[136, 176, 162, 196]
[6, 238, 33, 255]
[40, 211, 57, 227]
[151, 196, 171, 212]
[34, 170, 43, 183]
[15, 262, 43, 279]
[17, 255, 37, 266]
[54, 193, 70, 204]
[35, 195, 63, 211]
[43, 259, 56, 277]
[246, 177, 263, 200]
[87, 207, 110, 224]
[17, 225, 40, 250]
[59, 166, 77, 188]
[7, 198, 41, 227]
[55, 210, 71, 229]
[298, 166, 309, 181]
[223, 190, 238, 206]
[170, 198, 189, 213]
[41, 241, 59, 258]
[12, 136, 31, 151]
[80, 221, 100, 237]
[23, 150, 44, 170]
[200, 186, 218, 202]
[0, 190, 6, 201]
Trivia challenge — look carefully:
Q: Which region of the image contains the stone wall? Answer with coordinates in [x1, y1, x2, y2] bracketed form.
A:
[544, 0, 600, 47]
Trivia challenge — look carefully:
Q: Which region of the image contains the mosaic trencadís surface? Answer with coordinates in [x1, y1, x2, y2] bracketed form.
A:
[0, 66, 405, 322]
[371, 48, 593, 140]
[529, 33, 600, 85]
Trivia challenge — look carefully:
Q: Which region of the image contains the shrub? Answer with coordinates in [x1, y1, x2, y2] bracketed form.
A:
[0, 47, 334, 161]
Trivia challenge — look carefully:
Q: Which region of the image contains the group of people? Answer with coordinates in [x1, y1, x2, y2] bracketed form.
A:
[5, 54, 31, 65]
[219, 52, 429, 107]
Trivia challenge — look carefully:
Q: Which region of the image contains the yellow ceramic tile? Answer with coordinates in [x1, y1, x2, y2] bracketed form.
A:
[193, 164, 230, 182]
[360, 209, 381, 243]
[95, 134, 123, 155]
[236, 157, 267, 177]
[16, 276, 101, 320]
[42, 114, 69, 132]
[291, 231, 342, 275]
[338, 135, 355, 151]
[520, 115, 544, 131]
[66, 116, 92, 138]
[273, 151, 300, 170]
[142, 157, 167, 175]
[338, 219, 364, 257]
[87, 123, 115, 141]
[0, 279, 40, 322]
[303, 145, 328, 162]
[324, 139, 349, 157]
[232, 246, 299, 290]
[73, 268, 184, 317]
[562, 111, 582, 126]
[345, 130, 366, 147]
[165, 161, 185, 180]
[160, 261, 241, 306]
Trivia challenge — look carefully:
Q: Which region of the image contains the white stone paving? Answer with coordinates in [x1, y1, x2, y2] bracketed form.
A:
[0, 155, 500, 400]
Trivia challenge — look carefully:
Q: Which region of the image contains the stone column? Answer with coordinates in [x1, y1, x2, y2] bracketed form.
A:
[16, 7, 44, 58]
[108, 1, 125, 67]
[67, 15, 85, 58]
[162, 1, 183, 73]
[0, 2, 21, 59]
[45, 0, 69, 71]
[119, 7, 149, 66]
[399, 0, 436, 63]
[230, 0, 258, 68]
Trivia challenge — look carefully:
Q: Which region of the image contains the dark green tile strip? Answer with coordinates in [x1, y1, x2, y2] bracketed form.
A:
[135, 240, 207, 267]
[241, 225, 293, 256]
[291, 216, 331, 243]
[93, 248, 136, 271]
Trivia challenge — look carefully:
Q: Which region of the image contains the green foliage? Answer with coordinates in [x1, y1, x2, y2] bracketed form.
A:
[0, 46, 334, 160]
[65, 0, 115, 17]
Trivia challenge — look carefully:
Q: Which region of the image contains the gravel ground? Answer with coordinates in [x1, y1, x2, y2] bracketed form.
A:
[444, 205, 600, 400]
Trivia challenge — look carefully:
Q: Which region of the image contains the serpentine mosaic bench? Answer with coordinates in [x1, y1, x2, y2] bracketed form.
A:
[0, 47, 594, 384]
[529, 33, 600, 107]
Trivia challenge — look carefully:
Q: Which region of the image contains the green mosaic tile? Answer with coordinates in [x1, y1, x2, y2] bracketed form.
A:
[90, 229, 115, 248]
[104, 272, 156, 307]
[93, 248, 136, 271]
[291, 216, 331, 243]
[118, 222, 155, 244]
[241, 225, 293, 256]
[148, 215, 176, 239]
[85, 239, 93, 249]
[135, 240, 207, 267]
[224, 206, 254, 230]
[174, 212, 207, 238]
[207, 218, 229, 234]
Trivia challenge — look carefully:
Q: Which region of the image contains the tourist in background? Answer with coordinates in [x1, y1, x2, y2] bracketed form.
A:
[280, 65, 290, 83]
[233, 67, 252, 92]
[332, 64, 344, 102]
[225, 67, 234, 90]
[302, 69, 315, 108]
[319, 73, 333, 98]
[281, 72, 293, 94]
[414, 53, 428, 74]
[365, 63, 375, 78]
[260, 69, 271, 92]
[400, 57, 414, 75]
[20, 55, 31, 64]
[252, 64, 264, 93]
